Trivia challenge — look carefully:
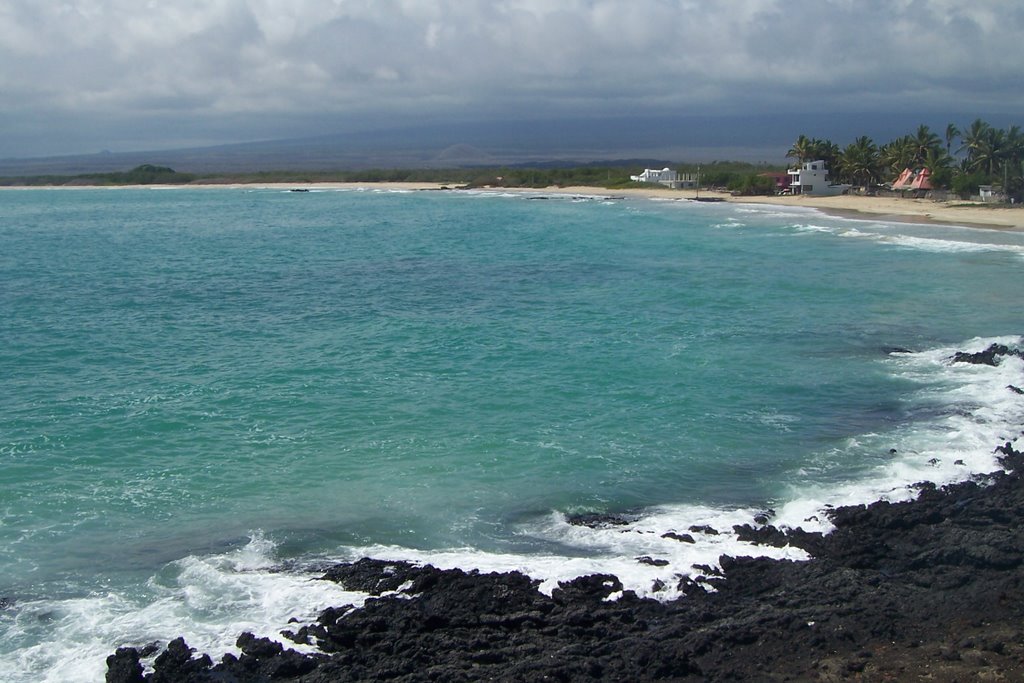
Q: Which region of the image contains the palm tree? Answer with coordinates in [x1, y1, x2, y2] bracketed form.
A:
[974, 127, 1005, 177]
[944, 123, 960, 157]
[911, 125, 942, 168]
[959, 118, 993, 172]
[1004, 125, 1024, 194]
[922, 147, 954, 188]
[817, 139, 841, 176]
[838, 136, 879, 188]
[786, 135, 815, 165]
[786, 136, 839, 169]
[880, 136, 917, 178]
[1004, 125, 1023, 158]
[924, 147, 950, 171]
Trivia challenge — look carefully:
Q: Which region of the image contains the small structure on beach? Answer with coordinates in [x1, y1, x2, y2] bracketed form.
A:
[630, 168, 684, 189]
[891, 168, 934, 193]
[787, 160, 850, 196]
[978, 185, 1007, 203]
[759, 171, 792, 194]
[678, 173, 698, 189]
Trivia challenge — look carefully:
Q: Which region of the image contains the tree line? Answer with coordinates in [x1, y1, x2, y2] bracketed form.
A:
[0, 162, 777, 191]
[0, 164, 197, 187]
[787, 119, 1023, 199]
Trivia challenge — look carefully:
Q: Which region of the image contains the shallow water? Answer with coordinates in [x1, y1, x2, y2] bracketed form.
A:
[1, 188, 1022, 680]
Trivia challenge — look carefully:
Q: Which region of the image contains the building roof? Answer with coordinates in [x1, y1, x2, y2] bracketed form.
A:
[909, 167, 933, 190]
[891, 168, 914, 190]
[892, 168, 933, 191]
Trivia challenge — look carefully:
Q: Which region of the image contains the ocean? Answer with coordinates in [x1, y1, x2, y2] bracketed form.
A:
[1, 187, 1022, 681]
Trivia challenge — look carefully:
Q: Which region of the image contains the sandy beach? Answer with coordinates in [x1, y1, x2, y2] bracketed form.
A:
[216, 182, 1024, 231]
[7, 181, 1022, 230]
[523, 185, 1024, 231]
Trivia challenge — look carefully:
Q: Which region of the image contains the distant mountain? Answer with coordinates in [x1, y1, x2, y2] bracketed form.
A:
[1, 111, 1011, 177]
[433, 144, 495, 165]
[0, 114, 782, 176]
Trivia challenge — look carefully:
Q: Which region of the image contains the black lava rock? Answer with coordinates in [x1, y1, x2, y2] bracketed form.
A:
[107, 360, 1024, 681]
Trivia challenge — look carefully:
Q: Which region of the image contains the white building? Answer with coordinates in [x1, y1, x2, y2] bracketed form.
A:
[978, 185, 1006, 202]
[787, 160, 850, 196]
[630, 167, 683, 189]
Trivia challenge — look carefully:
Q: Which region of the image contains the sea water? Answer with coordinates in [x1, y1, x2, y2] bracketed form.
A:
[1, 187, 1023, 680]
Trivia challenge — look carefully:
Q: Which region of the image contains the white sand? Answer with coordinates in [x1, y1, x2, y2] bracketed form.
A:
[6, 181, 1021, 230]
[542, 186, 1024, 230]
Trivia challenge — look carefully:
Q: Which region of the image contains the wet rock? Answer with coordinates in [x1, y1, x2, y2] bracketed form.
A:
[105, 647, 144, 683]
[565, 512, 634, 528]
[138, 642, 161, 658]
[149, 637, 212, 682]
[237, 631, 283, 659]
[951, 343, 1023, 366]
[109, 430, 1024, 682]
[692, 563, 722, 577]
[661, 531, 695, 543]
[752, 508, 776, 525]
[551, 573, 624, 603]
[321, 557, 427, 595]
[733, 524, 791, 547]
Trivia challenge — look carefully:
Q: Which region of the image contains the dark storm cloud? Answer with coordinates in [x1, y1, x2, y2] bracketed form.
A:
[1, 0, 1019, 157]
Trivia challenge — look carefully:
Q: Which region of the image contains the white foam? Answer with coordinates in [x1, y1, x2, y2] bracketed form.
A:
[880, 233, 1024, 256]
[773, 335, 1024, 531]
[341, 539, 796, 603]
[734, 205, 821, 220]
[791, 223, 840, 235]
[837, 227, 878, 239]
[1, 532, 367, 683]
[8, 335, 1022, 681]
[336, 502, 810, 603]
[337, 336, 1024, 598]
[774, 219, 1024, 261]
[712, 217, 748, 229]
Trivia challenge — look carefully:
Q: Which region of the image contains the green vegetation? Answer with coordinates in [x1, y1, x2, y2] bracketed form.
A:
[726, 173, 777, 196]
[0, 161, 786, 193]
[788, 119, 1023, 200]
[0, 164, 197, 187]
[15, 123, 1021, 203]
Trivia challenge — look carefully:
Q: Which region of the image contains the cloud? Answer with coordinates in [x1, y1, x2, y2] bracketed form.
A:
[1, 0, 1021, 157]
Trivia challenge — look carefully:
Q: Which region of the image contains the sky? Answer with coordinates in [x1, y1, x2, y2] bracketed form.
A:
[2, 0, 1022, 160]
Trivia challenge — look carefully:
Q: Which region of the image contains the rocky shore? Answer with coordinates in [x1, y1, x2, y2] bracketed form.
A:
[108, 347, 1024, 682]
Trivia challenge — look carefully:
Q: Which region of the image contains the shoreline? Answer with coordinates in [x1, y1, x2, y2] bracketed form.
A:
[105, 344, 1024, 682]
[4, 182, 1009, 679]
[7, 180, 1019, 230]
[109, 431, 1024, 681]
[503, 185, 1024, 231]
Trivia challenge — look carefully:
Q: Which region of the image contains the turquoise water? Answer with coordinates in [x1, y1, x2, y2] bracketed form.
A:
[2, 188, 1023, 679]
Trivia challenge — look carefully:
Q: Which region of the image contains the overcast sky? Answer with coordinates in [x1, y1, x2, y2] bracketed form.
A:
[2, 0, 1022, 159]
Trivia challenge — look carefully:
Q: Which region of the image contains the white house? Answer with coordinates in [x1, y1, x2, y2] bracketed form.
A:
[630, 168, 682, 189]
[978, 184, 1012, 203]
[787, 160, 850, 196]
